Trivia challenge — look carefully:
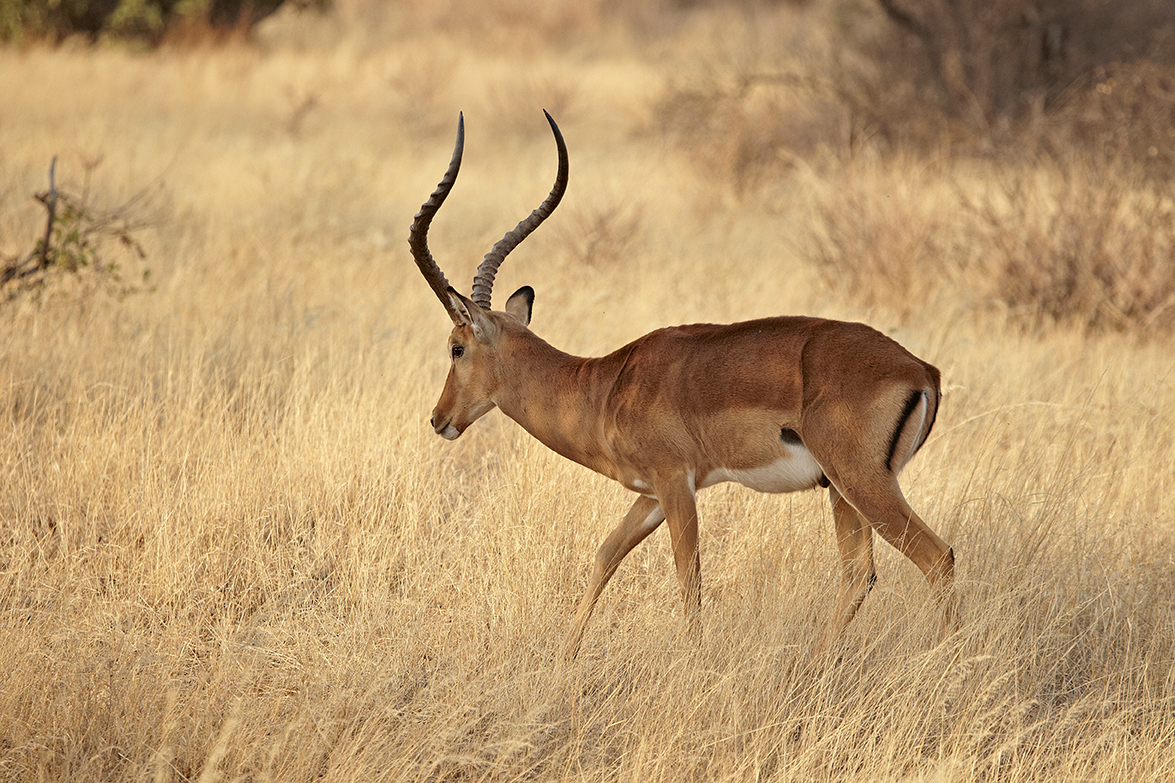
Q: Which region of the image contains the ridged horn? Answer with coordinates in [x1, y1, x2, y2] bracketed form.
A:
[471, 110, 569, 311]
[409, 113, 465, 321]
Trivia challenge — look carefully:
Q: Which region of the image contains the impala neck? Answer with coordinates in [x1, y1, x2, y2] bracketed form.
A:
[492, 332, 618, 476]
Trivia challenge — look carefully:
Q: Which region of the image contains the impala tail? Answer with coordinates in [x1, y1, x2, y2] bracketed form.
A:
[887, 383, 940, 475]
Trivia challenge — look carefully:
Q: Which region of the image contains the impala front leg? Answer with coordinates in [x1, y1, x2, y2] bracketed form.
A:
[656, 474, 702, 634]
[560, 495, 665, 663]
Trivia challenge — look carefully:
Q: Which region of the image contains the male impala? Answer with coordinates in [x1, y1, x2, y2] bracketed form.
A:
[410, 112, 956, 660]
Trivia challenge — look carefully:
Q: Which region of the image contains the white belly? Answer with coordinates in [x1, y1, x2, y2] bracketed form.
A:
[699, 443, 825, 494]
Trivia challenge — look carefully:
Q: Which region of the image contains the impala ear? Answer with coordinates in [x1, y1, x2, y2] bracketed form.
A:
[445, 288, 473, 328]
[446, 287, 498, 343]
[505, 286, 534, 326]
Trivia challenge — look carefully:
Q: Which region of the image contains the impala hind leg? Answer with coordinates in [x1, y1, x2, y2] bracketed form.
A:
[821, 484, 877, 651]
[560, 495, 664, 663]
[837, 474, 957, 635]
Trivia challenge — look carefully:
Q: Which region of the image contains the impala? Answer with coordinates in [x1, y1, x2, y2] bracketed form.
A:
[409, 112, 957, 660]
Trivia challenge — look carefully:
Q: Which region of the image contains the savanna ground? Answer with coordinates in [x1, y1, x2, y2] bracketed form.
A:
[2, 1, 1175, 780]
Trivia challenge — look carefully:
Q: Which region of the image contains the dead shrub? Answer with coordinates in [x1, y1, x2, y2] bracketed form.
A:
[805, 175, 958, 318]
[554, 202, 644, 268]
[966, 163, 1175, 335]
[1044, 60, 1175, 182]
[653, 2, 848, 189]
[829, 0, 1175, 156]
[658, 74, 847, 190]
[807, 159, 1175, 336]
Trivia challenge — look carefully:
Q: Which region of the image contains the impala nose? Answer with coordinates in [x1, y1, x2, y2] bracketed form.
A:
[430, 414, 461, 440]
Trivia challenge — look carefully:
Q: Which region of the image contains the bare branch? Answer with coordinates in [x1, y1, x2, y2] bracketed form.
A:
[36, 157, 59, 270]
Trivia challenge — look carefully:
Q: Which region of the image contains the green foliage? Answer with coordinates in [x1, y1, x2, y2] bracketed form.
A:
[108, 0, 167, 37]
[40, 193, 101, 274]
[0, 0, 331, 43]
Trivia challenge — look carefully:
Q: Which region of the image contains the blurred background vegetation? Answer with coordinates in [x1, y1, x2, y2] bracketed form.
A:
[0, 0, 330, 43]
[5, 0, 1173, 334]
[7, 0, 1173, 171]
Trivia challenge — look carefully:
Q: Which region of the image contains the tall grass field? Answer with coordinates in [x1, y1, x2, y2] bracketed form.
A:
[2, 1, 1174, 780]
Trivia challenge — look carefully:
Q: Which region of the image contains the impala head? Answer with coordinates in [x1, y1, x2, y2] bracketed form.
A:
[409, 112, 568, 440]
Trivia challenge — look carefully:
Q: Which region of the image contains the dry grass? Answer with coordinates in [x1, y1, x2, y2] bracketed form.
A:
[2, 2, 1174, 781]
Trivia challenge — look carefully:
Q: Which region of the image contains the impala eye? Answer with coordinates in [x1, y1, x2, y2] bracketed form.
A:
[451, 345, 464, 359]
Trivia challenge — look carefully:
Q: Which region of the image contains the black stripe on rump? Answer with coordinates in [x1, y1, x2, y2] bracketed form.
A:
[886, 390, 926, 473]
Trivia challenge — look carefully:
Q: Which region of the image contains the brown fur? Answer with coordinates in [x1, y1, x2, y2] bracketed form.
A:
[430, 294, 957, 661]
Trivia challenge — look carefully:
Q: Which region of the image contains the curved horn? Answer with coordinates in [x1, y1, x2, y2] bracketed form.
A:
[409, 113, 465, 320]
[471, 110, 568, 311]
